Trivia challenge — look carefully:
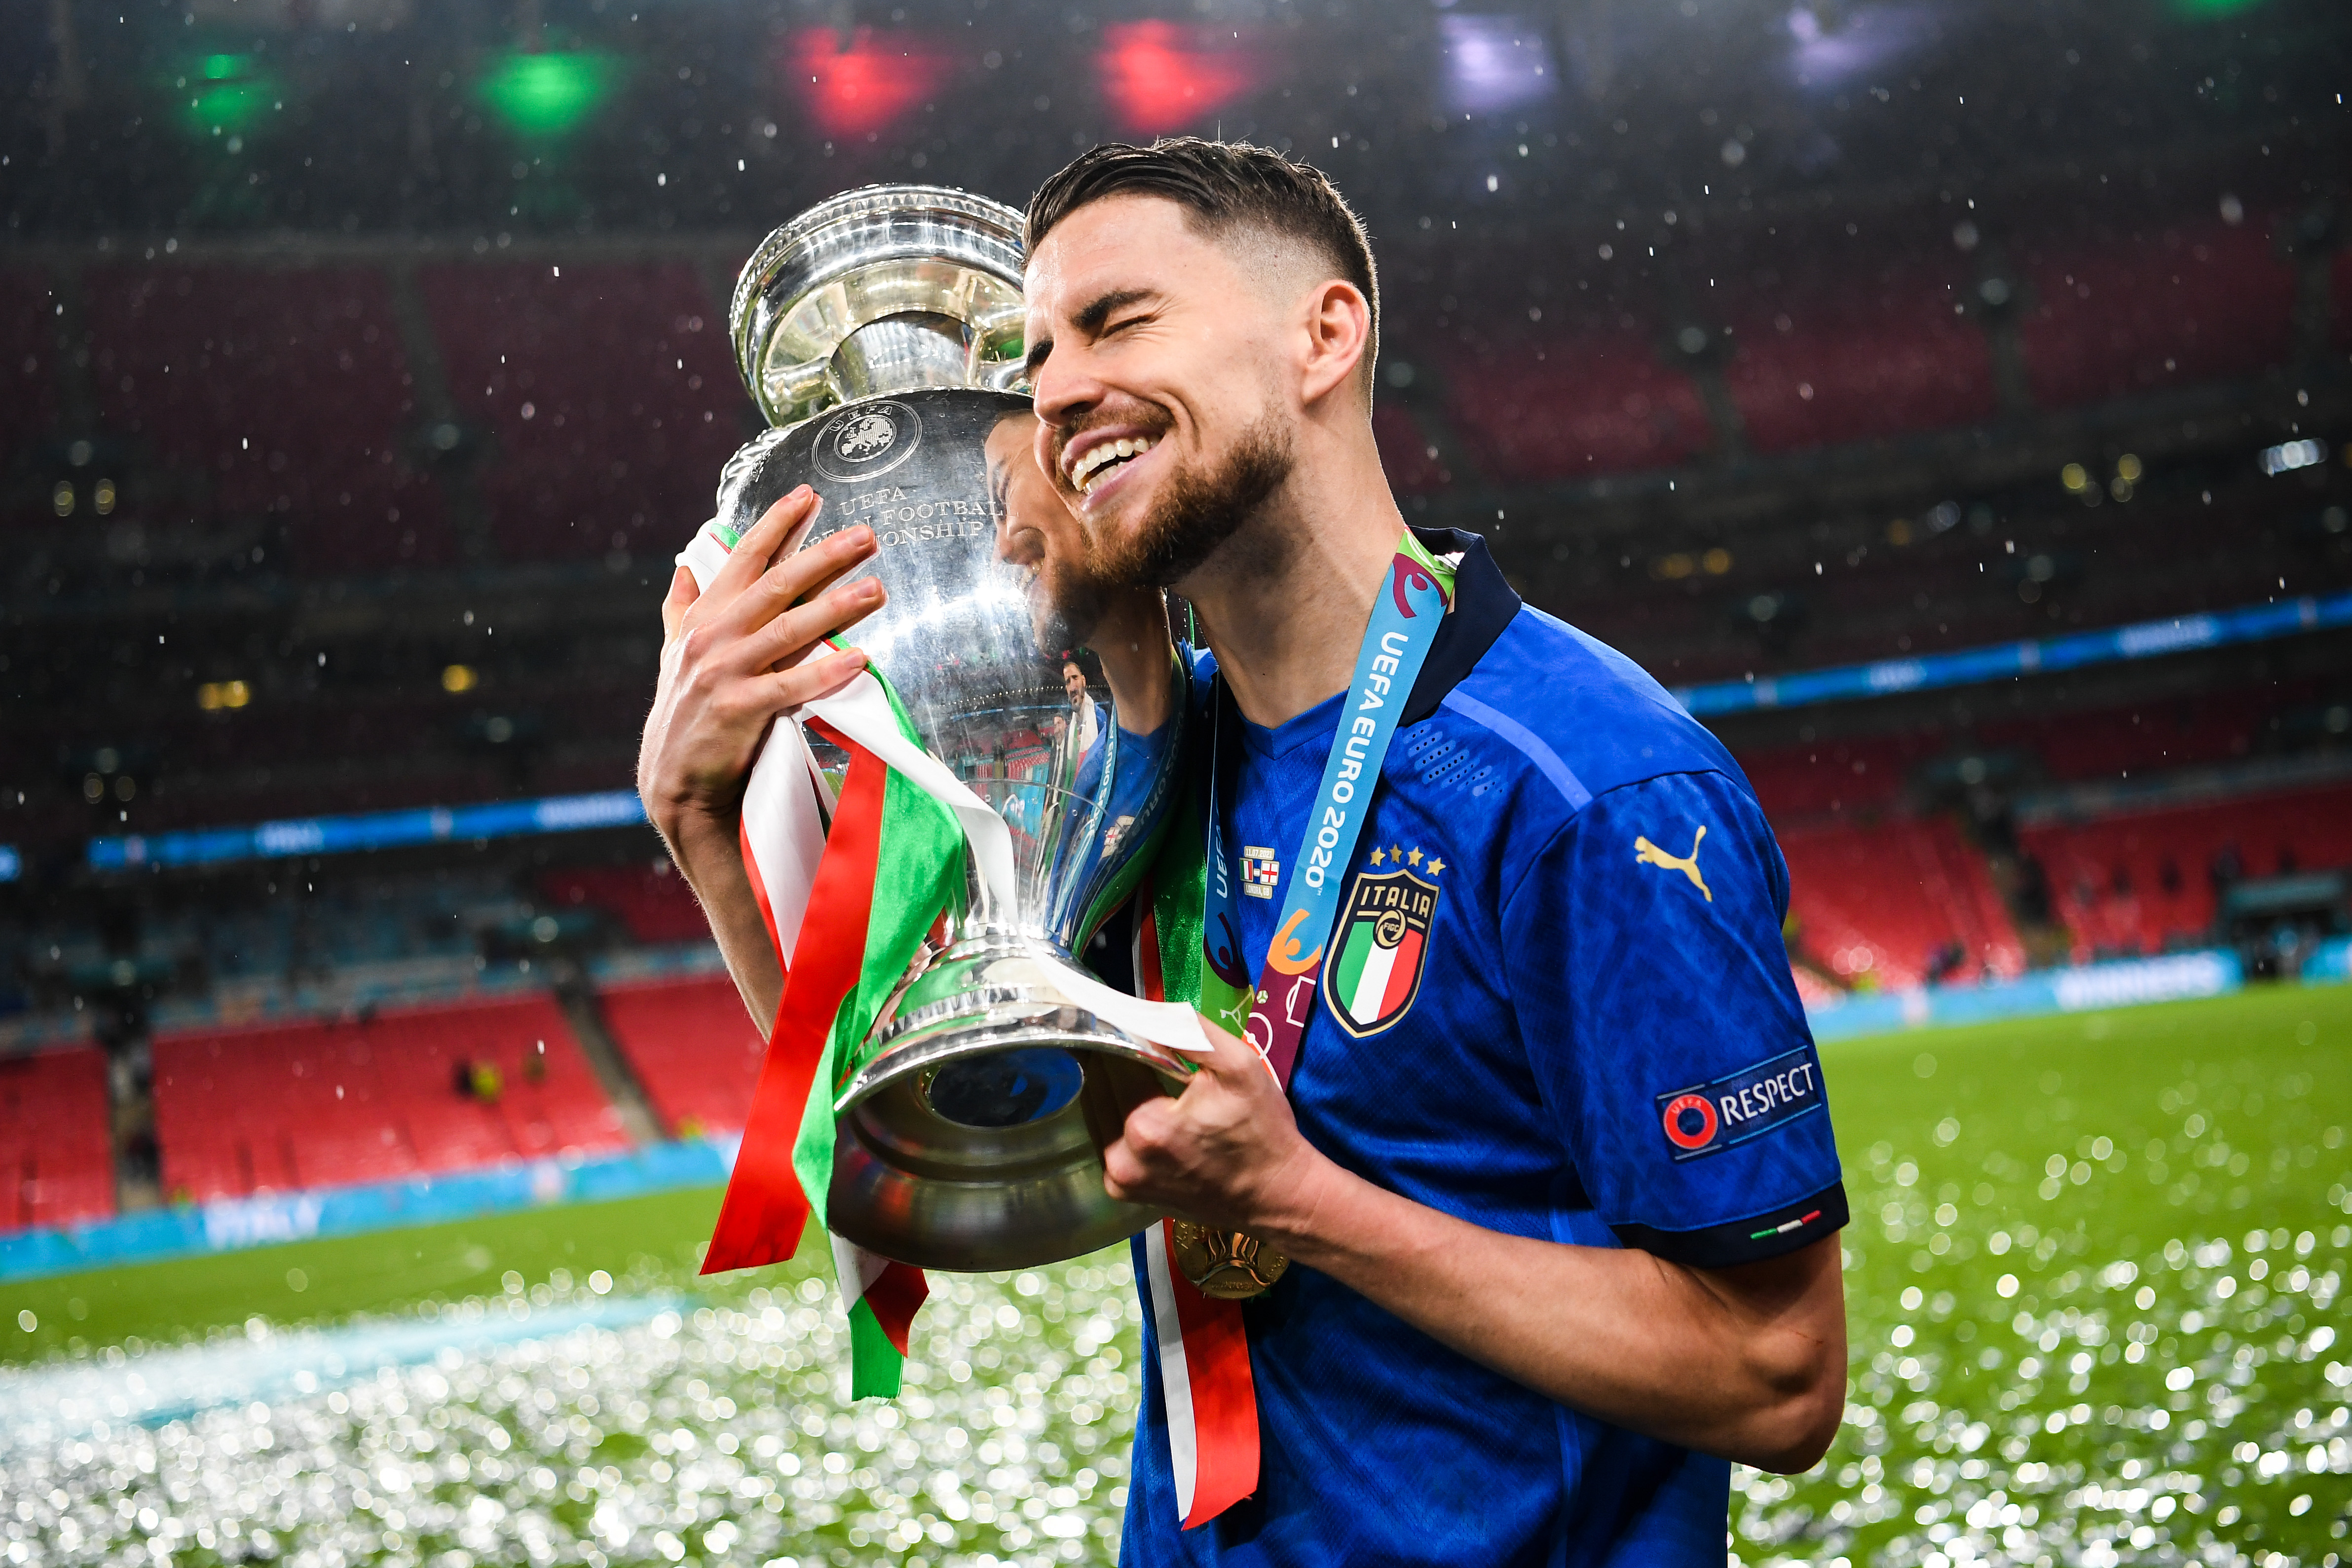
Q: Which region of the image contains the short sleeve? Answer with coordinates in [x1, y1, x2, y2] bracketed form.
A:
[1503, 769, 1847, 1267]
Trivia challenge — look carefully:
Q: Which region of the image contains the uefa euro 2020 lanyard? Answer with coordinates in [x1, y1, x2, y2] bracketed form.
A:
[1143, 531, 1456, 1490]
[1168, 531, 1455, 1301]
[1203, 531, 1456, 1087]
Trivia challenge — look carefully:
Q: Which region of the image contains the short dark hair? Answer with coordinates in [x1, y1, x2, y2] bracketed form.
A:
[1026, 139, 1380, 394]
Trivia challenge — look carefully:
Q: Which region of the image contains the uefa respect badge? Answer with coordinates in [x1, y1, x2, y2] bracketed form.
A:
[1655, 1045, 1826, 1161]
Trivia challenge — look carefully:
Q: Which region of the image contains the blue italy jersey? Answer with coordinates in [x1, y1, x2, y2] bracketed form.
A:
[1120, 529, 1846, 1568]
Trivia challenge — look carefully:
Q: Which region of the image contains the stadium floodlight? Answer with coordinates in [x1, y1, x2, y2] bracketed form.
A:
[480, 49, 619, 139]
[2258, 438, 2324, 477]
[784, 28, 950, 140]
[1437, 14, 1554, 114]
[1784, 2, 1938, 86]
[176, 50, 279, 142]
[1098, 21, 1262, 137]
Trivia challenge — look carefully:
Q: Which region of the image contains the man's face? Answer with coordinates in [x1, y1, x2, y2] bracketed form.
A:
[988, 411, 1105, 652]
[1023, 196, 1296, 590]
[1063, 662, 1088, 704]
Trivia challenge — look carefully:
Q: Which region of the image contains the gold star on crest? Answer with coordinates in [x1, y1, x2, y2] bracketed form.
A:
[1427, 857, 1447, 875]
[1369, 847, 1386, 866]
[1389, 844, 1404, 865]
[1407, 847, 1424, 867]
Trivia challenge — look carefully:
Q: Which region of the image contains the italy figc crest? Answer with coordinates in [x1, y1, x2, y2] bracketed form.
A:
[1326, 850, 1442, 1038]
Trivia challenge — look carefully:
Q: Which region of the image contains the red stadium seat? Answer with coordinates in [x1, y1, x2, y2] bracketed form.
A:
[542, 864, 712, 944]
[1977, 693, 2281, 786]
[82, 264, 455, 574]
[1719, 251, 1996, 453]
[151, 993, 628, 1203]
[2018, 783, 2352, 962]
[597, 975, 766, 1137]
[415, 262, 745, 563]
[0, 1046, 116, 1231]
[1435, 326, 1711, 482]
[1371, 405, 1452, 495]
[1739, 733, 1935, 822]
[2016, 218, 2298, 409]
[1777, 816, 2024, 990]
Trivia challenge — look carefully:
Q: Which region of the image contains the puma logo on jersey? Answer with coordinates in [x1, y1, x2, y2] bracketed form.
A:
[1634, 826, 1712, 902]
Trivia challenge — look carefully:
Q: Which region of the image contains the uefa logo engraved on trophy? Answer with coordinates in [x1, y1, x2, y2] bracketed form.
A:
[812, 400, 923, 482]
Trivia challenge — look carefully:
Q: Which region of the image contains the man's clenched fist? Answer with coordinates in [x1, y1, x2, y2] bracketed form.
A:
[1101, 1013, 1333, 1243]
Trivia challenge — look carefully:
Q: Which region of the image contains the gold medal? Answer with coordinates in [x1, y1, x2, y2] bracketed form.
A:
[1172, 1221, 1290, 1300]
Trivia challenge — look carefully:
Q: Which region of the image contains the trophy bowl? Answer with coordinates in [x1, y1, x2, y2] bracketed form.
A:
[709, 186, 1195, 1271]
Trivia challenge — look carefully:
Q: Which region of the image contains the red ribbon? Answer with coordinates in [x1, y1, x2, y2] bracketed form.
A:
[1135, 874, 1261, 1528]
[702, 720, 886, 1275]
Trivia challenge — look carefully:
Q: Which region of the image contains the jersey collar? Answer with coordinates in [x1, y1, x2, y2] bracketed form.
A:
[1401, 526, 1521, 725]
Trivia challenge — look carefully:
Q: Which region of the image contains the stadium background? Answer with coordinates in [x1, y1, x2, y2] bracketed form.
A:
[2, 0, 2349, 1562]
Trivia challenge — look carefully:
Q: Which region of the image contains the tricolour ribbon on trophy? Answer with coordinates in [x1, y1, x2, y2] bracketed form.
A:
[1132, 531, 1456, 1527]
[700, 648, 964, 1395]
[680, 520, 1210, 1398]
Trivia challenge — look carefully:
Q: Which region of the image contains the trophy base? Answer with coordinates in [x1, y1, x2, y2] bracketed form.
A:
[827, 929, 1195, 1271]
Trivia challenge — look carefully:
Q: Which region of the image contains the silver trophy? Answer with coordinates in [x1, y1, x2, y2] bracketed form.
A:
[715, 186, 1194, 1271]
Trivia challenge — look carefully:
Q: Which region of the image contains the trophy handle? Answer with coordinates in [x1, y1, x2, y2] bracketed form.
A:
[1076, 1049, 1176, 1164]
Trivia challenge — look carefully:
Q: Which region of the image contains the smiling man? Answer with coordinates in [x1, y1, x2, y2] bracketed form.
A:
[1020, 140, 1852, 1566]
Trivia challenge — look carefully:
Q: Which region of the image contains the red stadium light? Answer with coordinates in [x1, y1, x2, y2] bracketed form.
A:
[1098, 22, 1261, 138]
[785, 27, 950, 140]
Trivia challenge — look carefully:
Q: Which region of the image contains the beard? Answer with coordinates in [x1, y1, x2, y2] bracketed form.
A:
[1025, 557, 1107, 655]
[1088, 411, 1294, 591]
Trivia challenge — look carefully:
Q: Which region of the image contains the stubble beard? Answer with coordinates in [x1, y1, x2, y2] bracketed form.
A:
[1088, 411, 1295, 592]
[1028, 559, 1107, 655]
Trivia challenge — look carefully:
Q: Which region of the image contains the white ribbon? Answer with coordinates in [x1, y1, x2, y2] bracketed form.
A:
[683, 525, 1206, 1058]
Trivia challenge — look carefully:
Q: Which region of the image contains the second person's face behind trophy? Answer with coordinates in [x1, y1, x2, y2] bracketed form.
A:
[987, 408, 1106, 657]
[987, 406, 1176, 737]
[1021, 196, 1316, 594]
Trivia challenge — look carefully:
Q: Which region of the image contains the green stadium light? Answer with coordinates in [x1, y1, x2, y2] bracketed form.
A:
[480, 49, 618, 139]
[176, 50, 278, 140]
[2173, 0, 2263, 14]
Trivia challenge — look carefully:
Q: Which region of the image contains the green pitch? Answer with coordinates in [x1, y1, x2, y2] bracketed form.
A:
[1763, 982, 2350, 1567]
[4, 1185, 735, 1362]
[5, 984, 2347, 1567]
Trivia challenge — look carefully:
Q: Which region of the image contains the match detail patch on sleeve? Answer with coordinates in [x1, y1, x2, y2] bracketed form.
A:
[1654, 1044, 1825, 1162]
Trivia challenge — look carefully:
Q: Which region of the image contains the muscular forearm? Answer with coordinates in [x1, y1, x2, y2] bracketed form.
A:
[1260, 1157, 1847, 1473]
[661, 807, 785, 1036]
[1104, 1011, 1848, 1472]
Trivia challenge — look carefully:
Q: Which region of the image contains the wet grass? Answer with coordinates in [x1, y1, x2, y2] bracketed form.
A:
[4, 1186, 731, 1365]
[3, 985, 2346, 1566]
[1750, 983, 2352, 1568]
